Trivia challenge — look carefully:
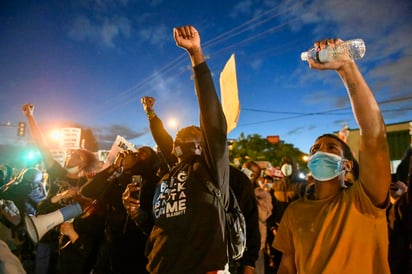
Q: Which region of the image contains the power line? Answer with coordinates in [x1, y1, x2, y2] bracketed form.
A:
[238, 96, 412, 127]
[88, 4, 302, 115]
[203, 2, 303, 49]
[86, 3, 412, 126]
[242, 95, 412, 115]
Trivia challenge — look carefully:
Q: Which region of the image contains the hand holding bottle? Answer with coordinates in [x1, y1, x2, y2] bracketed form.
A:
[301, 38, 365, 70]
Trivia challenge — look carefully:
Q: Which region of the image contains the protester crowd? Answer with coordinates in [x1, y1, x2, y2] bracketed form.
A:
[0, 25, 411, 274]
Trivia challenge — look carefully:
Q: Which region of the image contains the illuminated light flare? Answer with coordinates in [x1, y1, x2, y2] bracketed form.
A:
[50, 129, 63, 141]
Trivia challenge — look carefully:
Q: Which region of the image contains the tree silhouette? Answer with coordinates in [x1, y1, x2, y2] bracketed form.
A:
[229, 133, 308, 172]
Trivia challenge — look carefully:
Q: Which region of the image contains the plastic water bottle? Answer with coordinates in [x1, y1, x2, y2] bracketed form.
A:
[300, 39, 366, 63]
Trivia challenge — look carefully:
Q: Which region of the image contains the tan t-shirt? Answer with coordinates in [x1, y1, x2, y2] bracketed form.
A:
[273, 180, 390, 274]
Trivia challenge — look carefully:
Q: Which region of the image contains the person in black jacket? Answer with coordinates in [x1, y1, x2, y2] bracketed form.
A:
[228, 166, 260, 274]
[123, 25, 230, 274]
[396, 145, 411, 184]
[80, 147, 160, 274]
[136, 95, 260, 274]
[387, 144, 412, 274]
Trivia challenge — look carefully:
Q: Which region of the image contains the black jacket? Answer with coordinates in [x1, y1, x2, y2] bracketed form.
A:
[144, 62, 230, 274]
[81, 166, 159, 274]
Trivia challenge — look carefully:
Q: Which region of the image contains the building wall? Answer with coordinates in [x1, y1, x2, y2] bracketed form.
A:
[335, 121, 411, 174]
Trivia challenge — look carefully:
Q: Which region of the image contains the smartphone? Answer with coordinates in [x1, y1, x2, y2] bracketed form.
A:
[131, 175, 142, 200]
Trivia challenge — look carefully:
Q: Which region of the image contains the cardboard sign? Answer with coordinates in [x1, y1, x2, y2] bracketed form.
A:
[220, 54, 240, 134]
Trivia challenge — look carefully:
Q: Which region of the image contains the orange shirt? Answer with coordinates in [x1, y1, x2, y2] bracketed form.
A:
[273, 181, 390, 274]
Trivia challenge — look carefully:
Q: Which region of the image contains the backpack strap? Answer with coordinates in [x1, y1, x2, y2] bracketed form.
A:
[204, 180, 225, 210]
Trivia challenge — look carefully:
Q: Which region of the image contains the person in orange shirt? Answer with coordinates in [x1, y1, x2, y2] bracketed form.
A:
[273, 38, 391, 274]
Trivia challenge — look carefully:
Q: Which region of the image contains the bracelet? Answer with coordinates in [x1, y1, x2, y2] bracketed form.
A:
[146, 110, 156, 120]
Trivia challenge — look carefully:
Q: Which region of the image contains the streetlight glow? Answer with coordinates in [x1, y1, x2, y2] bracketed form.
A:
[50, 129, 62, 141]
[168, 118, 178, 129]
[167, 118, 179, 135]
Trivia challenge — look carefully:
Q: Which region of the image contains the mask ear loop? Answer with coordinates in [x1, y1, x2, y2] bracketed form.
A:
[194, 143, 202, 155]
[174, 145, 183, 157]
[341, 159, 353, 188]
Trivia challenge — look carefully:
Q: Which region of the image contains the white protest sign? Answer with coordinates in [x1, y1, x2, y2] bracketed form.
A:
[101, 135, 136, 169]
[60, 128, 81, 149]
[50, 148, 67, 167]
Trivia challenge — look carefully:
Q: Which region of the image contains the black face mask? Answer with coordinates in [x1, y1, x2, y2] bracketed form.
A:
[132, 154, 159, 177]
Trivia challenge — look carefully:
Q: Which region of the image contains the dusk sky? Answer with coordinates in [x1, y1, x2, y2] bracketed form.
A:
[1, 0, 411, 155]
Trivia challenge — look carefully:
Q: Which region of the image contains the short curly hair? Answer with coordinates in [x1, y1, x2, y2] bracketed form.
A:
[315, 133, 359, 180]
[175, 126, 201, 142]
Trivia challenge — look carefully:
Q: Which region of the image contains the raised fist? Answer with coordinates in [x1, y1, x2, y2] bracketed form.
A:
[141, 96, 155, 114]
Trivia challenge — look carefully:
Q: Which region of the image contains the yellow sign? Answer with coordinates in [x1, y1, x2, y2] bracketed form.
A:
[219, 54, 240, 134]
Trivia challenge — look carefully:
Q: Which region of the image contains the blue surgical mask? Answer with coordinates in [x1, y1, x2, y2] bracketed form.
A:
[307, 151, 345, 181]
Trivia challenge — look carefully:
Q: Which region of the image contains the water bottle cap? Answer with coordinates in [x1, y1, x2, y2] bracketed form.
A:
[300, 52, 308, 61]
